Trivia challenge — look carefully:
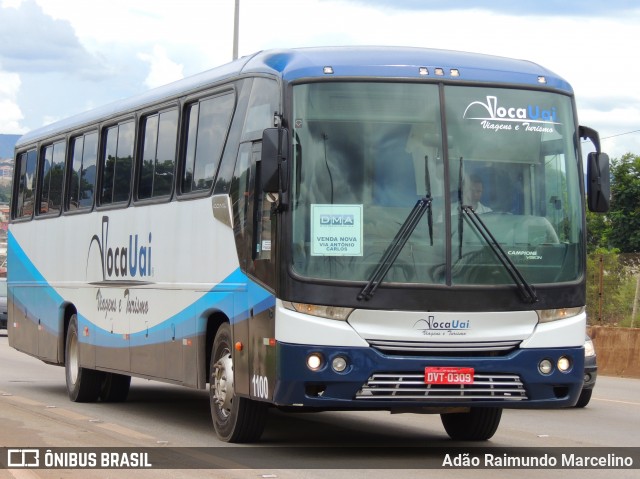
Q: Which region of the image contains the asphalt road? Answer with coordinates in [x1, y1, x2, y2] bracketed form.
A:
[0, 331, 638, 479]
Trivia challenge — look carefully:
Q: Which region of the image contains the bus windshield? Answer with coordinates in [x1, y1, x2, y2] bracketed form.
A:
[290, 82, 583, 287]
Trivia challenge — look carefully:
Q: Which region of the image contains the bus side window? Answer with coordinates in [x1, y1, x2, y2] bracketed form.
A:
[138, 109, 178, 200]
[67, 132, 98, 211]
[181, 92, 235, 194]
[38, 141, 66, 216]
[231, 142, 275, 286]
[242, 78, 279, 142]
[100, 121, 134, 206]
[14, 149, 37, 219]
[101, 126, 118, 205]
[232, 143, 252, 242]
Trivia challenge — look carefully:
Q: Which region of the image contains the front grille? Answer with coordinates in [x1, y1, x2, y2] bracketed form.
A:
[355, 372, 527, 401]
[366, 339, 520, 356]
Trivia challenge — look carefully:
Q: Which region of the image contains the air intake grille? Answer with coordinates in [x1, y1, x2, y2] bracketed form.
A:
[366, 339, 521, 356]
[355, 372, 527, 401]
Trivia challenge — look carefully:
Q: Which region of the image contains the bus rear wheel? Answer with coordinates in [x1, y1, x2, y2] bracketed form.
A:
[440, 407, 502, 441]
[209, 323, 268, 443]
[100, 373, 131, 402]
[65, 314, 104, 402]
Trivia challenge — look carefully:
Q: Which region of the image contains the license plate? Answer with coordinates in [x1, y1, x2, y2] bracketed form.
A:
[425, 367, 474, 385]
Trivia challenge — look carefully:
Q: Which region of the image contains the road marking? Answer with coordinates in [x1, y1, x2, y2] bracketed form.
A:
[1, 395, 45, 407]
[175, 448, 249, 469]
[6, 470, 41, 479]
[595, 397, 640, 406]
[95, 421, 157, 441]
[1, 390, 158, 443]
[46, 407, 92, 421]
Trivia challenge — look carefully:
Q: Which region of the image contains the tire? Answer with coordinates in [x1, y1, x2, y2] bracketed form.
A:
[441, 407, 502, 441]
[574, 388, 593, 408]
[100, 373, 131, 402]
[65, 315, 104, 402]
[209, 322, 268, 443]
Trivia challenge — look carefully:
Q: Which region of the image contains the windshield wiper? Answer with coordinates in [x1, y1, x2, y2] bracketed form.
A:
[459, 205, 539, 304]
[424, 155, 434, 246]
[357, 195, 433, 301]
[457, 157, 464, 259]
[357, 155, 433, 301]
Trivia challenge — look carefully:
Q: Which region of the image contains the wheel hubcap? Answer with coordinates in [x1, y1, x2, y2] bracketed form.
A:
[212, 351, 234, 415]
[68, 333, 79, 385]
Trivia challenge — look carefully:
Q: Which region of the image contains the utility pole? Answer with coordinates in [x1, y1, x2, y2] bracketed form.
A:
[631, 273, 640, 328]
[598, 254, 603, 322]
[233, 0, 240, 60]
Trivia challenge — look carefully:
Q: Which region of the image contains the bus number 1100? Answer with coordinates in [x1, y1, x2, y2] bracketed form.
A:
[251, 374, 269, 399]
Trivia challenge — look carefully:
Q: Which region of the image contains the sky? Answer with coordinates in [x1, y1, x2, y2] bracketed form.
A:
[0, 0, 639, 159]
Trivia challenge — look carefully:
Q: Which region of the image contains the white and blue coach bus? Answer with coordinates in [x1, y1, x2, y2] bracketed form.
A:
[9, 47, 609, 442]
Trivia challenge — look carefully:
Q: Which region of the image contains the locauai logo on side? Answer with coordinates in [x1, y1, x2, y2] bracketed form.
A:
[463, 95, 559, 134]
[414, 316, 471, 337]
[87, 216, 154, 285]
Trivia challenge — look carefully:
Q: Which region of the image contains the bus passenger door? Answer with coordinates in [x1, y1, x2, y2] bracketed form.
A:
[231, 141, 277, 401]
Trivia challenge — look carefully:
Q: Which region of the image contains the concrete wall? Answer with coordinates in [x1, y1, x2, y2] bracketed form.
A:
[587, 326, 640, 379]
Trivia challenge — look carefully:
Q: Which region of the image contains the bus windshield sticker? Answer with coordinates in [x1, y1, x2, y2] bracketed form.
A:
[462, 95, 560, 135]
[310, 204, 363, 256]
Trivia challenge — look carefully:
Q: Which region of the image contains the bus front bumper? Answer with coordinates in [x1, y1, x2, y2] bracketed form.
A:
[271, 342, 584, 409]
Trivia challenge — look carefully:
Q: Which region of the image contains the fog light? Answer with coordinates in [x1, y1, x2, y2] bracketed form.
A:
[557, 356, 571, 372]
[331, 356, 348, 373]
[307, 353, 323, 371]
[539, 359, 553, 375]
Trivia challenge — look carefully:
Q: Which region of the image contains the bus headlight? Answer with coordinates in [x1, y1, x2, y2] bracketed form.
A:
[538, 359, 553, 375]
[283, 301, 353, 321]
[306, 353, 324, 371]
[584, 338, 596, 357]
[536, 306, 584, 323]
[557, 356, 571, 372]
[331, 356, 348, 373]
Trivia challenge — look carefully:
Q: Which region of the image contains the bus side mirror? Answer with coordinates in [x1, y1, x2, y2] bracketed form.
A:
[587, 152, 610, 213]
[261, 128, 289, 193]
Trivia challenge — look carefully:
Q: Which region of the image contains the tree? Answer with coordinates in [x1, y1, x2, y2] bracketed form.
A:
[586, 209, 610, 253]
[585, 248, 637, 325]
[0, 183, 10, 203]
[607, 153, 640, 253]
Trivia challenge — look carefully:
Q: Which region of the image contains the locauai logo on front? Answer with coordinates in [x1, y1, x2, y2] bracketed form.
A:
[463, 95, 559, 134]
[87, 216, 154, 285]
[414, 315, 471, 337]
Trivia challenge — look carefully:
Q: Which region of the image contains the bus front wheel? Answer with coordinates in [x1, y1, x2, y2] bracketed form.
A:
[209, 322, 268, 443]
[65, 314, 104, 402]
[440, 407, 502, 441]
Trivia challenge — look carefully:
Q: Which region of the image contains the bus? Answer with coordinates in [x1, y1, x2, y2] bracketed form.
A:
[8, 46, 610, 443]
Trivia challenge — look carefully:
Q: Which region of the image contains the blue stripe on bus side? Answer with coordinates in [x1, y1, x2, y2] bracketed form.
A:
[8, 231, 275, 348]
[8, 231, 65, 336]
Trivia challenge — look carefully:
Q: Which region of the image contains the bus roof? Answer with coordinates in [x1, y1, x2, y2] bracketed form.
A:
[16, 46, 572, 148]
[244, 46, 570, 89]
